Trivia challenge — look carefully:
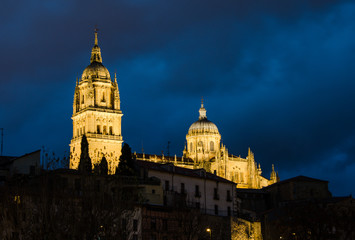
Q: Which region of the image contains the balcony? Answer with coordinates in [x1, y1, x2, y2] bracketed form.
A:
[73, 133, 123, 141]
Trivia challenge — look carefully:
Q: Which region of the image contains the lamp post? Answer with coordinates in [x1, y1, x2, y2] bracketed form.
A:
[206, 228, 211, 240]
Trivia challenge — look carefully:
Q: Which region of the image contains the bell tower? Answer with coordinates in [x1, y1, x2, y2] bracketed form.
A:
[70, 30, 123, 174]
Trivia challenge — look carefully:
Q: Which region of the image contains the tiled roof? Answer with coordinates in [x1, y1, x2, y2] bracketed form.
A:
[136, 160, 235, 184]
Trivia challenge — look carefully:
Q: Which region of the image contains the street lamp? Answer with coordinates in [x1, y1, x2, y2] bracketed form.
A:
[206, 228, 211, 240]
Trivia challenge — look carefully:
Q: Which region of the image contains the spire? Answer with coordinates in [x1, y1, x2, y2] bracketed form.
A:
[90, 28, 102, 63]
[94, 28, 98, 45]
[198, 97, 207, 120]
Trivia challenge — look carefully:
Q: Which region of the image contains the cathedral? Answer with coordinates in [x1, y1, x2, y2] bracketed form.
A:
[69, 31, 279, 188]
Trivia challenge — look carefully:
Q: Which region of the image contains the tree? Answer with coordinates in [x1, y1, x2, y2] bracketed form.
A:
[78, 135, 92, 174]
[97, 157, 108, 175]
[116, 143, 136, 176]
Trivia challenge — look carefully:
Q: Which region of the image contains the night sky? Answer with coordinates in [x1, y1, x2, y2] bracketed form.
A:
[1, 0, 355, 196]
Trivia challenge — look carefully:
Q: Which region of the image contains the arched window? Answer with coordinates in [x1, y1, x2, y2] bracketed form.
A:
[101, 92, 106, 102]
[190, 142, 193, 151]
[103, 126, 107, 135]
[210, 141, 214, 151]
[198, 141, 203, 147]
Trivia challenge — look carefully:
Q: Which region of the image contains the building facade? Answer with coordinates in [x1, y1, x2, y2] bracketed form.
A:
[70, 31, 123, 174]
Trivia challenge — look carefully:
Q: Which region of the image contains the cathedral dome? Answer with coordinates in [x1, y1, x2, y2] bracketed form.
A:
[188, 102, 219, 135]
[188, 118, 219, 134]
[81, 61, 111, 80]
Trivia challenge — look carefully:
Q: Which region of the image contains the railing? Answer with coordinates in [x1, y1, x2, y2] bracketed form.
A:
[73, 133, 122, 141]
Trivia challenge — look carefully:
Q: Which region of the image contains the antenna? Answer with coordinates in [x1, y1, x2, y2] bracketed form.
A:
[0, 128, 3, 156]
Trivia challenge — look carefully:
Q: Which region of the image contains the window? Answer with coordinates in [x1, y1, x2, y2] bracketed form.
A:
[195, 185, 201, 197]
[196, 202, 200, 209]
[190, 142, 193, 151]
[152, 189, 155, 194]
[101, 93, 106, 102]
[214, 205, 218, 215]
[198, 141, 203, 147]
[227, 190, 232, 202]
[165, 180, 169, 191]
[103, 126, 107, 135]
[181, 183, 185, 194]
[81, 95, 84, 104]
[214, 188, 219, 200]
[227, 207, 231, 216]
[97, 125, 101, 134]
[109, 126, 113, 135]
[133, 219, 138, 231]
[210, 141, 214, 151]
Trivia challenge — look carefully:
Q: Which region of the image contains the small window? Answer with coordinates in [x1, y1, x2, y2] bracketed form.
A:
[214, 205, 218, 215]
[190, 142, 193, 151]
[181, 183, 185, 194]
[103, 126, 107, 135]
[198, 141, 203, 147]
[196, 202, 200, 209]
[227, 206, 231, 216]
[81, 95, 84, 104]
[109, 126, 113, 135]
[101, 93, 106, 102]
[152, 189, 155, 194]
[195, 185, 200, 197]
[97, 125, 101, 134]
[165, 180, 169, 191]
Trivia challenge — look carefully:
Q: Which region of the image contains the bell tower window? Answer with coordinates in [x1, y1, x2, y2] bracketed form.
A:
[97, 125, 101, 134]
[101, 93, 106, 102]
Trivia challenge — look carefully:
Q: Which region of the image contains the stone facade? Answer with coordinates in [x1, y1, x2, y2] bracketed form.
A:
[70, 31, 123, 174]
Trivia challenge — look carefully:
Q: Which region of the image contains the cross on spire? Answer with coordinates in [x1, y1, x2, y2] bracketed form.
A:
[94, 26, 99, 45]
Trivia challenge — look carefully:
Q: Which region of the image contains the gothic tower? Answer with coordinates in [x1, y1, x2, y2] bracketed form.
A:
[70, 31, 123, 174]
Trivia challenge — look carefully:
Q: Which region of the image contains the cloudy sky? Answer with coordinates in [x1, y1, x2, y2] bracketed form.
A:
[1, 0, 355, 196]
